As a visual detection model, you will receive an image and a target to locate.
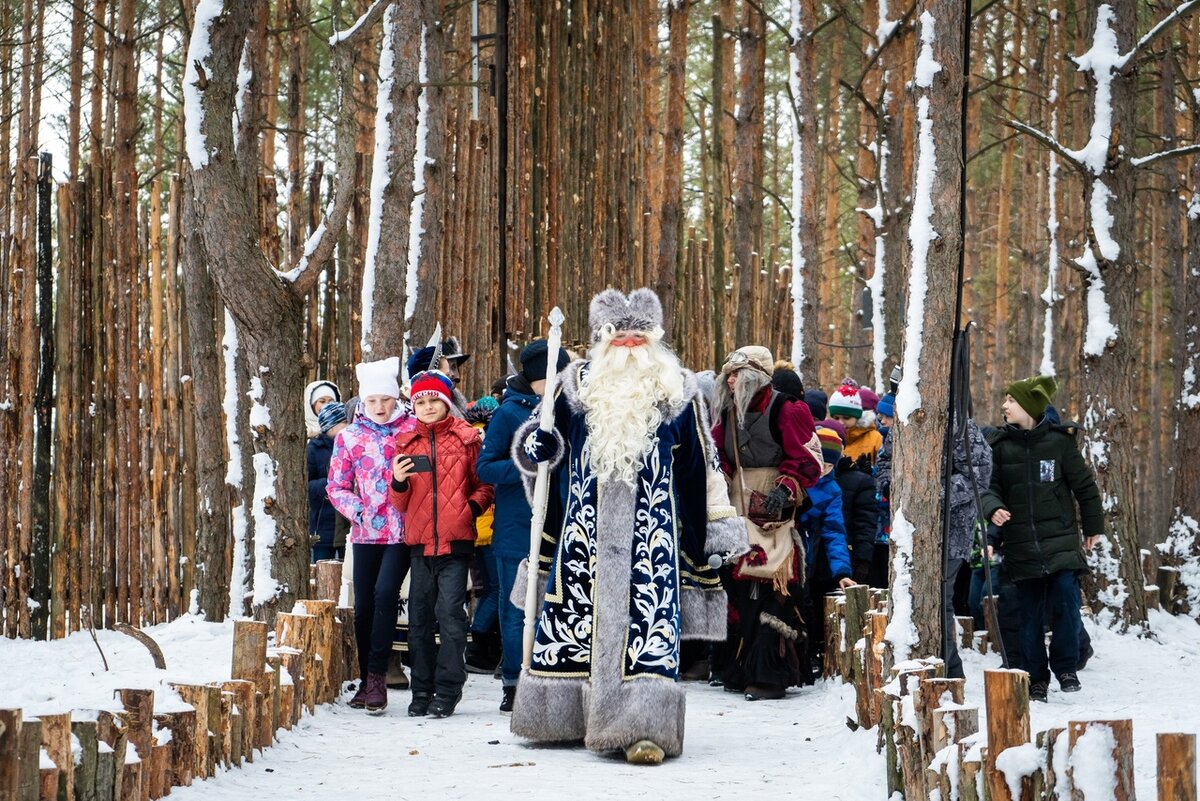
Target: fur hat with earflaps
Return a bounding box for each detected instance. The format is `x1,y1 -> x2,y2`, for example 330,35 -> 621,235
588,288 -> 664,341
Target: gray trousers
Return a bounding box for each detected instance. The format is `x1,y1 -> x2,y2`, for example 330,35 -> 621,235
408,552 -> 471,697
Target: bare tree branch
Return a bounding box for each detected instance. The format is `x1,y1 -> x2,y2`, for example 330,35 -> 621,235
329,0 -> 392,49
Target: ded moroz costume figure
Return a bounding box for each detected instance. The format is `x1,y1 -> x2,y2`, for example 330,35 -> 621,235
509,288 -> 748,764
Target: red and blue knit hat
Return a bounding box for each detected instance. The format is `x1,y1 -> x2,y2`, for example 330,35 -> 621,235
816,424 -> 845,470
409,370 -> 454,409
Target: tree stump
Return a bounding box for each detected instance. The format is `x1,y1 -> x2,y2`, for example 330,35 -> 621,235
116,689 -> 154,768
17,717 -> 41,801
152,710 -> 195,788
336,607 -> 358,687
38,756 -> 59,801
866,611 -> 891,725
315,561 -> 342,602
841,584 -> 870,683
71,719 -> 99,801
220,680 -> 257,762
38,712 -> 73,801
166,686 -> 210,780
95,711 -> 128,801
231,621 -> 269,687
1,709 -> 23,800
1067,719 -> 1135,801
1157,732 -> 1196,801
1038,727 -> 1067,801
984,669 -> 1033,801
823,595 -> 842,679
266,654 -> 284,733
118,760 -> 141,801
956,615 -> 975,650
1157,567 -> 1180,614
295,600 -> 337,702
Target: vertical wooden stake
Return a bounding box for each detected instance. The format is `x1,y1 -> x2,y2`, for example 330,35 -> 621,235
1067,720 -> 1135,801
1157,732 -> 1196,801
984,669 -> 1032,801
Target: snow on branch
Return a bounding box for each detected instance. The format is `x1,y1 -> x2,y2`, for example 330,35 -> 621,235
1122,0 -> 1200,66
330,0 -> 393,48
182,0 -> 225,169
1006,120 -> 1087,174
1130,142 -> 1200,168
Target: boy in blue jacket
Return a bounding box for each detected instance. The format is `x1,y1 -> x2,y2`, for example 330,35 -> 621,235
475,340 -> 569,713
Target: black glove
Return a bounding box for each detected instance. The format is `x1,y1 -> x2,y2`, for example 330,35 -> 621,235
523,428 -> 561,464
761,486 -> 793,519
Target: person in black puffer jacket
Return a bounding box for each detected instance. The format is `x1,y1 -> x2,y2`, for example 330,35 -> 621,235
980,376 -> 1104,701
308,401 -> 349,561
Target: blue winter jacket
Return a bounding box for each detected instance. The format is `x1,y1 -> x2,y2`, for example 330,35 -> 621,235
476,381 -> 539,557
796,473 -> 853,581
307,434 -> 337,544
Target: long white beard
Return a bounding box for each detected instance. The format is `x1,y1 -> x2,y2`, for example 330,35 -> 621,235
578,333 -> 685,487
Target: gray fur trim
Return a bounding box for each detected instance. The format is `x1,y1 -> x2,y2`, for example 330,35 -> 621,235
705,514 -> 749,559
588,288 -> 664,339
760,612 -> 800,641
581,679 -> 687,758
557,360 -> 700,424
509,558 -> 549,611
510,670 -> 587,742
511,416 -> 565,505
509,478 -> 688,757
680,587 -> 728,642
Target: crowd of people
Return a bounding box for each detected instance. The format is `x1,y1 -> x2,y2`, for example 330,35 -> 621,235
301,287 -> 1105,761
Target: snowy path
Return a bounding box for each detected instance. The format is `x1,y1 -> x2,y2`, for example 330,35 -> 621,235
3,612 -> 1196,798
167,677 -> 882,801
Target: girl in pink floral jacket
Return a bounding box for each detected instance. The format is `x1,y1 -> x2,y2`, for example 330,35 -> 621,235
326,357 -> 417,714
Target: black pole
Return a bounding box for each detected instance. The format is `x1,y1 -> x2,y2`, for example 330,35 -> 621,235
495,0 -> 509,377
938,4 -> 974,670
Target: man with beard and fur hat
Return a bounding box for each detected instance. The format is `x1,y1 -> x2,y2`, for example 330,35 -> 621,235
510,288 -> 747,764
710,345 -> 826,700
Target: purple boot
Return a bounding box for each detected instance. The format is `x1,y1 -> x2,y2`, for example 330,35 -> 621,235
347,680 -> 369,709
363,673 -> 389,714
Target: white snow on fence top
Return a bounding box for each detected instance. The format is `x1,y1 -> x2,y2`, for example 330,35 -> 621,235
183,0 -> 225,169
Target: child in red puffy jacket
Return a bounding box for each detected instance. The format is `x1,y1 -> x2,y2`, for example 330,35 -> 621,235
390,371 -> 494,719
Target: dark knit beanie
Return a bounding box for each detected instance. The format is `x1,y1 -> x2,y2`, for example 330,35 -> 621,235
1005,375 -> 1058,421
771,367 -> 805,400
520,339 -> 569,383
317,401 -> 347,433
804,389 -> 828,422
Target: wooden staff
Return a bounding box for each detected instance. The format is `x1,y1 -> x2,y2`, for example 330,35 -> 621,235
521,307 -> 565,670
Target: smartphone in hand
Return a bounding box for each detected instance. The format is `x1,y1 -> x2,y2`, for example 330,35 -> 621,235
398,454 -> 433,474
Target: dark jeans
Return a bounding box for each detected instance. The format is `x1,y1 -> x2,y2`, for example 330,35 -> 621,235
1015,569 -> 1082,684
968,562 -> 1000,630
311,543 -> 345,563
470,544 -> 499,634
352,543 -> 410,677
408,552 -> 471,697
942,558 -> 966,679
493,551 -> 525,688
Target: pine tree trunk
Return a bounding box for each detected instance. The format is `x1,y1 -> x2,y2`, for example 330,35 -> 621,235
889,0 -> 964,661
732,3 -> 765,345
788,0 -> 821,380
658,0 -> 690,334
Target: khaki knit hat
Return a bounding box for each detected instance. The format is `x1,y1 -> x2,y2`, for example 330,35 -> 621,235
1005,375 -> 1058,420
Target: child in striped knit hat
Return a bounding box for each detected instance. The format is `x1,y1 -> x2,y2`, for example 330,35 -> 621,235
828,378 -> 883,467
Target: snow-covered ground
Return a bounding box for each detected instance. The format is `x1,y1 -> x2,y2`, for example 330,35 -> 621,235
1,611 -> 1196,799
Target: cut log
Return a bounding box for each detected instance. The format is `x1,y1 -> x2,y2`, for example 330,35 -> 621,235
823,594 -> 841,679
266,654 -> 283,733
1157,732 -> 1196,801
96,711 -> 129,801
166,686 -> 210,780
961,748 -> 984,801
1,709 -> 22,800
18,717 -> 41,801
38,754 -> 59,801
219,680 -> 257,762
982,595 -> 1002,654
231,621 -> 269,686
1145,586 -> 1161,611
865,610 -> 891,725
955,615 -> 975,650
295,600 -> 337,703
1038,727 -> 1067,801
918,678 -> 966,758
336,607 -> 358,687
118,760 -> 140,801
152,710 -> 194,788
314,561 -> 342,602
71,719 -> 99,801
37,712 -> 73,801
1158,567 -> 1180,614
841,584 -> 870,683
1067,719 -> 1135,801
147,744 -> 169,800
116,690 -> 154,763
984,669 -> 1033,801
